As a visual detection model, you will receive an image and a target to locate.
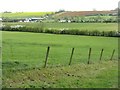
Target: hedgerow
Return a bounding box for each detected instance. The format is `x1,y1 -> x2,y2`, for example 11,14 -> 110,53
2,26 -> 119,37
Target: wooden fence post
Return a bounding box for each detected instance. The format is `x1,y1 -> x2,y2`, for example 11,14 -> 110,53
10,45 -> 13,60
0,47 -> 1,58
88,48 -> 91,64
69,48 -> 74,65
99,49 -> 104,61
110,49 -> 115,60
0,47 -> 1,54
44,46 -> 50,68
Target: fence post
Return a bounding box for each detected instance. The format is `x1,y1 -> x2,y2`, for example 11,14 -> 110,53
110,49 -> 115,60
88,48 -> 91,64
44,46 -> 50,68
10,45 -> 13,60
69,48 -> 74,65
0,47 -> 1,58
0,47 -> 1,54
99,49 -> 104,61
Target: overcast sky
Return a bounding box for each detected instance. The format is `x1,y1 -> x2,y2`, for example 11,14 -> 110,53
0,0 -> 119,12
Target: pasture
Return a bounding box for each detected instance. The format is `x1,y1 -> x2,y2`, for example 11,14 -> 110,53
2,31 -> 118,69
1,10 -> 118,88
2,31 -> 118,88
1,15 -> 118,88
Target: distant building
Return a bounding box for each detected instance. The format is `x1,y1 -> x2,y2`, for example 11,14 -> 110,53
23,17 -> 44,22
0,18 -> 2,21
59,19 -> 67,23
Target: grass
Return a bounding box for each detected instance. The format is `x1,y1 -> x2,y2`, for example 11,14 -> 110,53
1,12 -> 54,18
2,31 -> 118,88
3,61 -> 118,88
4,22 -> 117,31
2,31 -> 118,69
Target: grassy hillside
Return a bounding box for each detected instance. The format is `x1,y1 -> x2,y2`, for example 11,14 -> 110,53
1,12 -> 54,18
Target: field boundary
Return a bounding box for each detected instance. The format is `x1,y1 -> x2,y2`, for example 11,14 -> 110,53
3,45 -> 117,69
2,26 -> 120,37
43,46 -> 116,68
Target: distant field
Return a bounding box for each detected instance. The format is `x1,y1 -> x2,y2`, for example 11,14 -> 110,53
4,22 -> 117,31
1,12 -> 54,18
2,31 -> 118,69
54,11 -> 117,17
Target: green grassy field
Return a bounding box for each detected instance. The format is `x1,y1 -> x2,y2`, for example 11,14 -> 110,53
2,31 -> 118,69
2,31 -> 118,88
4,22 -> 117,31
1,12 -> 53,18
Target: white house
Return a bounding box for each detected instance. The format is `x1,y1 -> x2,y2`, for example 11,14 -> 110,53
0,18 -> 2,21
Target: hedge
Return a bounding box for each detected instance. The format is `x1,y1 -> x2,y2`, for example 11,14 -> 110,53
2,26 -> 120,37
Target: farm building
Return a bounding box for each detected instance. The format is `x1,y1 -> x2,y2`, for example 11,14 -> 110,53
23,17 -> 45,22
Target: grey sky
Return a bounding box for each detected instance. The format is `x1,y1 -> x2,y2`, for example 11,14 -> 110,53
0,0 -> 119,12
